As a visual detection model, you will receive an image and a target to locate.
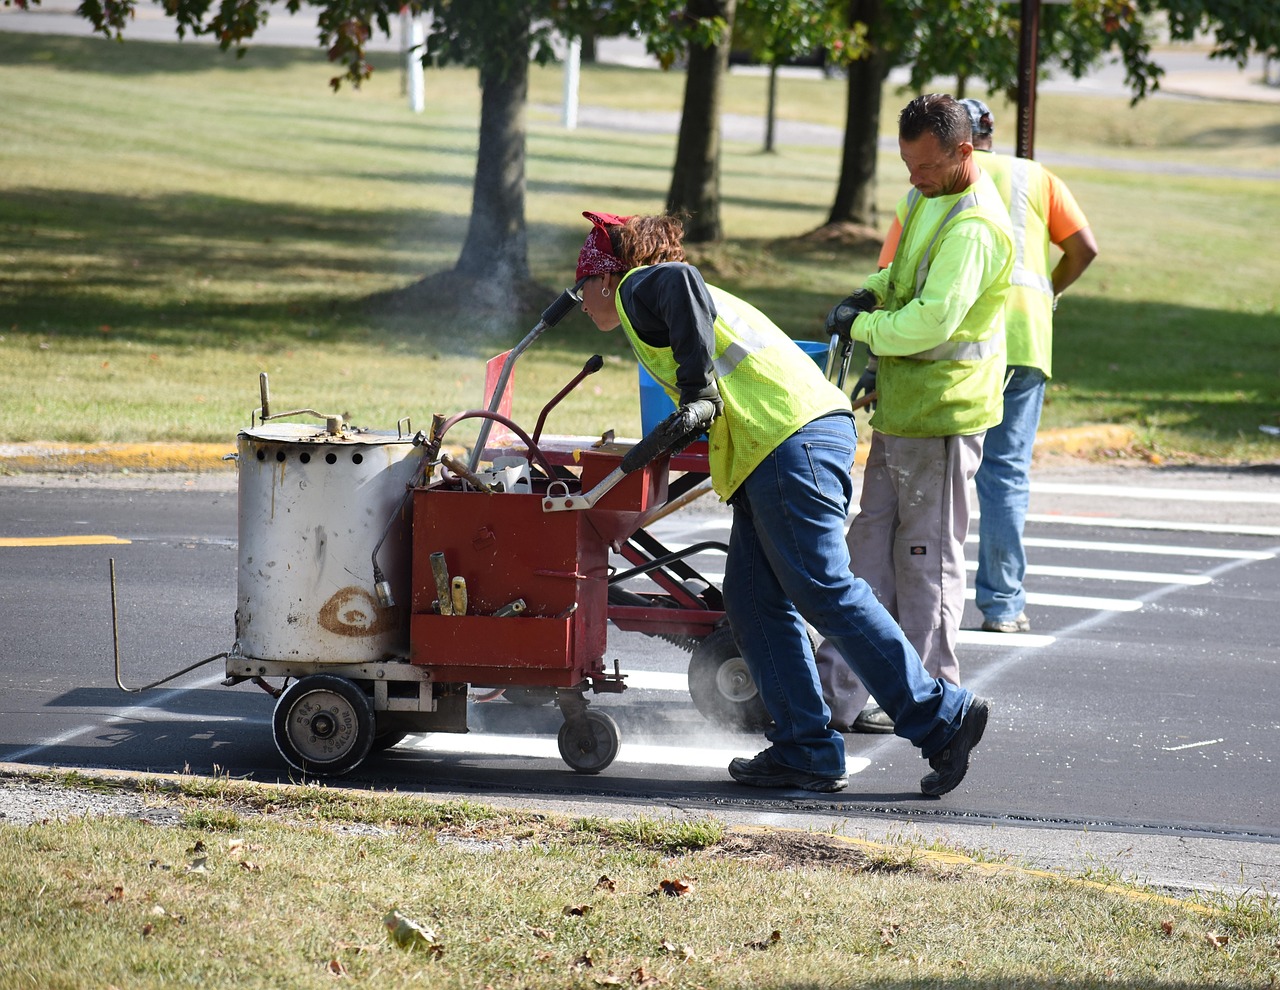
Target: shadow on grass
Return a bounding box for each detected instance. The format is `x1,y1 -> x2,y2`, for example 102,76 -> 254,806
4,182 -> 1275,452
0,28 -> 335,74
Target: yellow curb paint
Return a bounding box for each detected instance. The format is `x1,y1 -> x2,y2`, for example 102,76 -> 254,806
0,535 -> 132,547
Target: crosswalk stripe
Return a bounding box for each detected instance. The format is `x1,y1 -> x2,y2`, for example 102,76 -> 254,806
965,534 -> 1274,560
1030,482 -> 1280,505
972,588 -> 1144,611
962,560 -> 1211,585
1024,513 -> 1280,538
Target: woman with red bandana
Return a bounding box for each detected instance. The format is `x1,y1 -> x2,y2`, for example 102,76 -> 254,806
570,211 -> 989,797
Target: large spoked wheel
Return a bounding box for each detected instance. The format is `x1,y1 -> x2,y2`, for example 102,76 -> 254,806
273,674 -> 375,777
557,710 -> 621,775
687,625 -> 772,731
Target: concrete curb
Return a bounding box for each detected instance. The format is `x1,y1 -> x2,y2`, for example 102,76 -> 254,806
0,427 -> 1139,475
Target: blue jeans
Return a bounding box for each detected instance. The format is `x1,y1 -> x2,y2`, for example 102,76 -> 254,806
722,413 -> 970,773
974,366 -> 1047,622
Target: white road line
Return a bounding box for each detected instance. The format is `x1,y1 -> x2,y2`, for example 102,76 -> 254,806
965,534 -> 1274,560
963,588 -> 1144,611
1031,482 -> 1280,505
401,732 -> 872,775
1161,738 -> 1225,752
961,560 -> 1212,585
0,672 -> 229,763
1024,513 -> 1280,538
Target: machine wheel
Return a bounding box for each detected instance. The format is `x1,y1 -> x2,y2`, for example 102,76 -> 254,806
687,625 -> 772,732
503,687 -> 558,708
557,710 -> 621,775
273,674 -> 375,777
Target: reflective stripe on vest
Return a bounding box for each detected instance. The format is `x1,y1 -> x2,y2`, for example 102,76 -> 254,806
898,188 -> 1004,362
1006,158 -> 1054,297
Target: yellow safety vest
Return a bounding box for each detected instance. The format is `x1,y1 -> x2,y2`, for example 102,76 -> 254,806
867,171 -> 1012,437
617,269 -> 850,502
977,151 -> 1056,376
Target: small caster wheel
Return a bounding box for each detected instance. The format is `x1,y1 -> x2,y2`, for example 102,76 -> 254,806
557,709 -> 621,774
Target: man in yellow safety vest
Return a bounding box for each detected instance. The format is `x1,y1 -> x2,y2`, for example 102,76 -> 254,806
814,93 -> 1014,735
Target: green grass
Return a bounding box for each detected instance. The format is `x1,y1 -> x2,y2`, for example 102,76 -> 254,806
1,770 -> 1276,989
1,32 -> 1278,459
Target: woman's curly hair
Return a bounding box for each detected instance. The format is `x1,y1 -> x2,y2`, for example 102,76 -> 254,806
609,215 -> 686,269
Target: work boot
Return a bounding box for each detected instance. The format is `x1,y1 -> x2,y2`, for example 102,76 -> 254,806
981,612 -> 1030,634
919,697 -> 990,797
852,704 -> 895,734
728,750 -> 848,793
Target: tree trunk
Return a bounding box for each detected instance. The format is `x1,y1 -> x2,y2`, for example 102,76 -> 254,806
827,0 -> 888,228
454,23 -> 530,291
666,0 -> 736,243
764,62 -> 778,153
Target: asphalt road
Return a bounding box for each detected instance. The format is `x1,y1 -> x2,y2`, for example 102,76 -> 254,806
1,462 -> 1277,896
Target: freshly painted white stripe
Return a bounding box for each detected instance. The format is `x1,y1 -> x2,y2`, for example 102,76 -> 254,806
965,533 -> 1274,560
962,560 -> 1211,585
964,587 -> 1143,611
622,670 -> 688,692
404,731 -> 871,775
1031,482 -> 1280,505
1024,513 -> 1280,538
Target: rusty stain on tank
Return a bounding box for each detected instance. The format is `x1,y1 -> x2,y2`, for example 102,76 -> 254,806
318,586 -> 399,638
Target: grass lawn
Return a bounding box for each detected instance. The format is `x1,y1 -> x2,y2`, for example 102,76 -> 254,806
0,769 -> 1276,989
1,32 -> 1277,460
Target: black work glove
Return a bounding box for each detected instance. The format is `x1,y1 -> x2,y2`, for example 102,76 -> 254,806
620,399 -> 718,473
825,288 -> 878,341
850,366 -> 877,410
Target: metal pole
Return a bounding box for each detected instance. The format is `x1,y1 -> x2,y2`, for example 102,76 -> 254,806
1016,0 -> 1040,159
408,16 -> 425,114
562,36 -> 581,130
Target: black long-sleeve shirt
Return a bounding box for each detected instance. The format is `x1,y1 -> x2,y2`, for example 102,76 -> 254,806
618,263 -> 723,408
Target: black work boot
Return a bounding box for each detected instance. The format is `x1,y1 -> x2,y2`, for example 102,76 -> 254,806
920,698 -> 990,797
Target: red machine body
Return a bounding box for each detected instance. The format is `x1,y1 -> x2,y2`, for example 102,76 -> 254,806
409,445 -> 669,689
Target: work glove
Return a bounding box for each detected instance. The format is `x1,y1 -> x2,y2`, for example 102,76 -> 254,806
824,288 -> 878,341
620,399 -> 719,474
850,366 -> 877,410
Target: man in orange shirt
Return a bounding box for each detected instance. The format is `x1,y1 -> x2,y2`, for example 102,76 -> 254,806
828,98 -> 1098,734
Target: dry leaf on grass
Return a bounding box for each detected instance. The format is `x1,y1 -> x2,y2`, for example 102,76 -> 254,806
595,875 -> 617,892
104,884 -> 124,904
745,930 -> 782,950
1204,932 -> 1229,949
659,939 -> 694,960
326,958 -> 347,976
383,909 -> 443,956
564,904 -> 594,917
652,878 -> 693,897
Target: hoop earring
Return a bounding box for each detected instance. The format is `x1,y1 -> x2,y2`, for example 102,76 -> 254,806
601,285 -> 612,298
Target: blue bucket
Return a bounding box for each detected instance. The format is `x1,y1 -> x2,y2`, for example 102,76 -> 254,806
638,339 -> 828,435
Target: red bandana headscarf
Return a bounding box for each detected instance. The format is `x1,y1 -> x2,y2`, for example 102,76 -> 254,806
575,210 -> 633,283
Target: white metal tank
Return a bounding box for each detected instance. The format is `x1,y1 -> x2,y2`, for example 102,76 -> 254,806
235,423 -> 421,663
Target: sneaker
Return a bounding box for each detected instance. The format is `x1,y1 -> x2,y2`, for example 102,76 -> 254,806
852,704 -> 895,734
919,697 -> 990,797
728,750 -> 848,793
981,612 -> 1030,634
